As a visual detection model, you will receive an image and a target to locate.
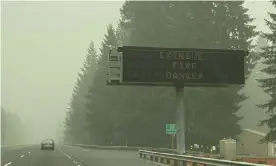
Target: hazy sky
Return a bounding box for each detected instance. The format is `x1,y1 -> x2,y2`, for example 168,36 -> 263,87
1,1 -> 124,140
1,1 -> 275,140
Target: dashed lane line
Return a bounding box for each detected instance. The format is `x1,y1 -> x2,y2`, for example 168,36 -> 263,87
59,149 -> 88,166
61,150 -> 73,160
60,149 -> 81,166
4,162 -> 12,166
3,150 -> 32,166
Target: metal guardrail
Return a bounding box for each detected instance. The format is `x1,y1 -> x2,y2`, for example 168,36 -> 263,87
73,144 -> 217,156
73,144 -> 175,153
71,144 -> 270,166
138,149 -> 269,166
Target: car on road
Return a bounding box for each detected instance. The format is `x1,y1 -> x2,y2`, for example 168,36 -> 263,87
41,139 -> 55,150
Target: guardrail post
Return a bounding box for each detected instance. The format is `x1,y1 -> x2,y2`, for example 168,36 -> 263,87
181,160 -> 187,166
150,155 -> 153,161
158,157 -> 161,163
164,158 -> 167,164
173,159 -> 179,166
155,156 -> 158,162
166,158 -> 170,164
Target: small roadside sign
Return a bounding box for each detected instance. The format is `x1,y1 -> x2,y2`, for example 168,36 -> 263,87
166,124 -> 177,135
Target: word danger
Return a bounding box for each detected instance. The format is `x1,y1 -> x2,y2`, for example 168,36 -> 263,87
165,72 -> 203,80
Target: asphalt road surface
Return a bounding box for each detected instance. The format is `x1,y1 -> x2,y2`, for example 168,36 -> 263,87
1,144 -> 163,166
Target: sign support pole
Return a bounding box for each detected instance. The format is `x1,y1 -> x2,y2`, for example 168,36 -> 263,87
176,86 -> 185,154
3,115 -> 5,145
171,134 -> 174,152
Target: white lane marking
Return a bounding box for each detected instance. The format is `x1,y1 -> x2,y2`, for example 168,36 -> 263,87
28,152 -> 31,154
20,155 -> 24,158
59,149 -> 82,166
62,151 -> 72,160
4,162 -> 12,166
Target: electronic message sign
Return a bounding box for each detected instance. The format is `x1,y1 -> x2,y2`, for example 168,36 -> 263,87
118,46 -> 247,86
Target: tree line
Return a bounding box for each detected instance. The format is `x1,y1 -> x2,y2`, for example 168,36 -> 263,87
257,0 -> 276,142
64,1 -> 276,148
1,107 -> 26,145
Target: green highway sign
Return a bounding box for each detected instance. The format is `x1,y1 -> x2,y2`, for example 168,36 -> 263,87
166,124 -> 177,135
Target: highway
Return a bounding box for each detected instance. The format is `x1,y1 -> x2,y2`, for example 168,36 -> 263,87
1,144 -> 162,166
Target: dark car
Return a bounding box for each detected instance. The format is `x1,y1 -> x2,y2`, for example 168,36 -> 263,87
41,139 -> 55,150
